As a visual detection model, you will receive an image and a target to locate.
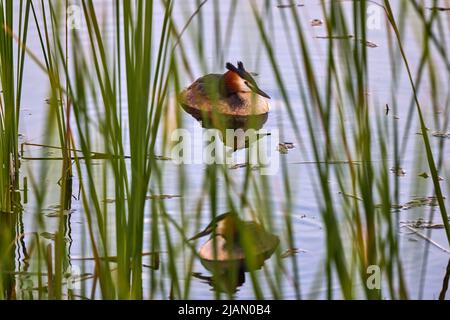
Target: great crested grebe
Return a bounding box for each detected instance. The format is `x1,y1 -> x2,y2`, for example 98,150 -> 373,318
189,212 -> 279,272
179,62 -> 271,116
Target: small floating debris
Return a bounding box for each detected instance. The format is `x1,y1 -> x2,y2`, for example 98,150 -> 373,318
40,232 -> 56,241
229,163 -> 261,171
230,163 -> 247,170
42,204 -> 75,218
360,40 -> 378,48
44,98 -> 64,105
277,144 -> 289,154
103,195 -> 181,203
154,155 -> 172,161
390,166 -> 406,176
277,142 -> 295,154
39,232 -> 71,242
316,35 -> 354,40
339,192 -> 363,202
72,252 -> 159,262
418,172 -> 444,181
146,194 -> 182,200
377,197 -> 447,212
427,7 -> 450,11
403,196 -> 446,210
45,209 -> 75,218
432,131 -> 450,139
310,19 -> 323,27
277,3 -> 304,9
281,248 -> 307,259
418,172 -> 429,179
401,218 -> 448,229
316,35 -> 378,48
374,203 -> 403,211
45,204 -> 62,210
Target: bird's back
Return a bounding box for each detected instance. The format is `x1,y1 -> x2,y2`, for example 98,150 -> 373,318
240,222 -> 279,258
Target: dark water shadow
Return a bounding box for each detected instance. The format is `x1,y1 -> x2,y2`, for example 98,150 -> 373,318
193,270 -> 246,295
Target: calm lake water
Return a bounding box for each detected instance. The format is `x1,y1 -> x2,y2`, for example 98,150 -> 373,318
13,0 -> 450,299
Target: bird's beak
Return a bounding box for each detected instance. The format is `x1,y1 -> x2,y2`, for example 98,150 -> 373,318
248,83 -> 271,99
254,87 -> 271,99
188,228 -> 212,241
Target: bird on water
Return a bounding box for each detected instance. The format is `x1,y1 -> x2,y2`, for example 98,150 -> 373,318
179,61 -> 271,117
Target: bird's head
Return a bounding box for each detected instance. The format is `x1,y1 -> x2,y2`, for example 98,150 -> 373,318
188,212 -> 240,241
223,61 -> 271,99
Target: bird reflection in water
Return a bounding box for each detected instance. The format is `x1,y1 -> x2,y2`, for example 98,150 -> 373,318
192,271 -> 246,295
189,212 -> 279,294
